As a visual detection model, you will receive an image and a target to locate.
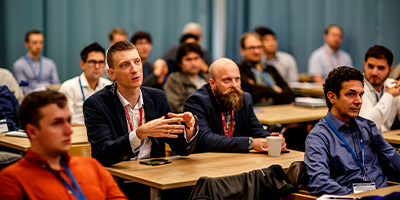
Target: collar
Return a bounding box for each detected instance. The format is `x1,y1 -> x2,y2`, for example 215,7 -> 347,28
79,73 -> 89,88
25,54 -> 42,61
326,111 -> 357,131
323,43 -> 339,56
265,51 -> 279,62
243,60 -> 266,70
363,76 -> 387,94
116,88 -> 144,109
24,149 -> 71,170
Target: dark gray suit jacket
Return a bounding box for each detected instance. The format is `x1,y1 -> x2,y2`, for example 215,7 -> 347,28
183,83 -> 270,153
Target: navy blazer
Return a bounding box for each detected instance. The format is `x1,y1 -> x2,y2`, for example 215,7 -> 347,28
183,83 -> 270,153
83,82 -> 196,166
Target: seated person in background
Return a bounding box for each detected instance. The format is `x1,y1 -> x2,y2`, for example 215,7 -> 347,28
305,66 -> 400,195
83,41 -> 197,166
102,27 -> 128,80
0,68 -> 23,101
164,33 -> 210,74
184,57 -> 286,153
389,62 -> 400,80
254,26 -> 299,83
238,32 -> 294,106
0,86 -> 19,131
0,91 -> 127,199
59,42 -> 111,125
130,31 -> 168,89
13,30 -> 60,93
164,43 -> 209,113
163,22 -> 211,70
308,25 -> 353,83
359,45 -> 400,132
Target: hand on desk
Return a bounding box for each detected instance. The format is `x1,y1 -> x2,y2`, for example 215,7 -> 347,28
252,132 -> 287,152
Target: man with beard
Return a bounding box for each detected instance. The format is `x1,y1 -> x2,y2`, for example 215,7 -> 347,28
238,32 -> 294,106
359,45 -> 400,132
305,66 -> 400,195
184,57 -> 286,153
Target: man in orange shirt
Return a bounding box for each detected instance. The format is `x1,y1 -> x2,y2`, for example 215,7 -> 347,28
0,91 -> 127,200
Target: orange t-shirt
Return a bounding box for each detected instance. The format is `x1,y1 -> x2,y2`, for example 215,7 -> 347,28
0,150 -> 127,200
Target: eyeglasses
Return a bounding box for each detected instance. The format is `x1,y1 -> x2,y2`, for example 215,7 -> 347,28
244,45 -> 263,51
87,60 -> 105,67
136,42 -> 151,46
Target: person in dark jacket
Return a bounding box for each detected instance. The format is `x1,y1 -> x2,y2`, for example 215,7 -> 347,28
238,32 -> 294,106
184,58 -> 286,153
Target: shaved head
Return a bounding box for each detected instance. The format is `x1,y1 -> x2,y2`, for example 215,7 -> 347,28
209,57 -> 238,80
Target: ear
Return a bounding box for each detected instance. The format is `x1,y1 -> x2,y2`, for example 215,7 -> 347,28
389,65 -> 393,74
107,68 -> 116,81
327,91 -> 336,106
25,124 -> 39,140
239,48 -> 245,56
80,60 -> 85,71
24,41 -> 29,49
209,78 -> 216,91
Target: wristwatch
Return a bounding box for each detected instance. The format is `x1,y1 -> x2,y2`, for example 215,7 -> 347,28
185,114 -> 199,129
248,137 -> 253,150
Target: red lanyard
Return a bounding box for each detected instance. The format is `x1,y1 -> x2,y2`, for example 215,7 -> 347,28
324,46 -> 340,68
221,111 -> 234,137
123,106 -> 143,132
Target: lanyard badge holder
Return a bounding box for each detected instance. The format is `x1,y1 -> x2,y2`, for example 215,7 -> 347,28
325,117 -> 376,193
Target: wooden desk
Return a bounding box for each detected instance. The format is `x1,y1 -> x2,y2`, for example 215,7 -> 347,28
106,150 -> 304,199
0,126 -> 90,156
46,84 -> 61,90
255,104 -> 327,125
382,129 -> 400,145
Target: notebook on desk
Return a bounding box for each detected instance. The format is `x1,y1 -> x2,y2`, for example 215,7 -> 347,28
293,97 -> 327,108
5,130 -> 28,138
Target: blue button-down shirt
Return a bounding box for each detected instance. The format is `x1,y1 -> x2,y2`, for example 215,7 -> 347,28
305,111 -> 400,195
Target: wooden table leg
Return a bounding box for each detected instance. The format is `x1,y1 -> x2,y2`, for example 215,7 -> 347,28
150,187 -> 161,200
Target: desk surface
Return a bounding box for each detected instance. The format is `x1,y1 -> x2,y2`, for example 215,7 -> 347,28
346,184 -> 400,198
0,126 -> 88,151
255,104 -> 327,125
382,129 -> 400,145
106,150 -> 304,190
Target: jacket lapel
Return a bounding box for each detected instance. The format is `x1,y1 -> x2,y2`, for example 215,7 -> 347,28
110,82 -> 129,136
141,88 -> 162,156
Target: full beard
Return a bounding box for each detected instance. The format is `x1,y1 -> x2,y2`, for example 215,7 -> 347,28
215,86 -> 244,111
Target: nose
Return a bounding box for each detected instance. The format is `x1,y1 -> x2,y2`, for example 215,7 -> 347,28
130,61 -> 139,73
355,94 -> 363,104
64,123 -> 73,136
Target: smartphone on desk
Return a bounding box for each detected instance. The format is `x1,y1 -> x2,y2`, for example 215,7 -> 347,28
140,159 -> 171,166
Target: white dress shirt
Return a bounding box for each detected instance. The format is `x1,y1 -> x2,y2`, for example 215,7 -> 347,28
117,89 -> 198,160
59,73 -> 111,124
359,77 -> 400,132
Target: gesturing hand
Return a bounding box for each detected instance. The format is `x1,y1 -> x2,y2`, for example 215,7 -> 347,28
136,116 -> 185,140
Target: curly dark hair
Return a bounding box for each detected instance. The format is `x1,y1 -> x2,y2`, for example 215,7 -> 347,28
323,66 -> 364,109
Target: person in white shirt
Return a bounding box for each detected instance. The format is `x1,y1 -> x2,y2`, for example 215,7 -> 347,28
359,45 -> 400,132
308,25 -> 353,83
59,43 -> 111,125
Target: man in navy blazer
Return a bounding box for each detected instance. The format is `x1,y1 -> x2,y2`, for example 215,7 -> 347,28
184,58 -> 286,153
84,41 -> 197,166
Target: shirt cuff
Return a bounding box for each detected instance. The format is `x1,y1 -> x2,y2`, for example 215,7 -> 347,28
129,130 -> 145,153
183,125 -> 199,143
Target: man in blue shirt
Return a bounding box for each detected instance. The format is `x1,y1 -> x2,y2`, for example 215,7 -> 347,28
304,66 -> 400,195
12,30 -> 60,93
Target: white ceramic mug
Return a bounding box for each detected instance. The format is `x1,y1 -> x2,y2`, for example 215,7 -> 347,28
260,136 -> 283,157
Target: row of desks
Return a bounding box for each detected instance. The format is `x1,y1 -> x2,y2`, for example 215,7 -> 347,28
1,104 -> 400,199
